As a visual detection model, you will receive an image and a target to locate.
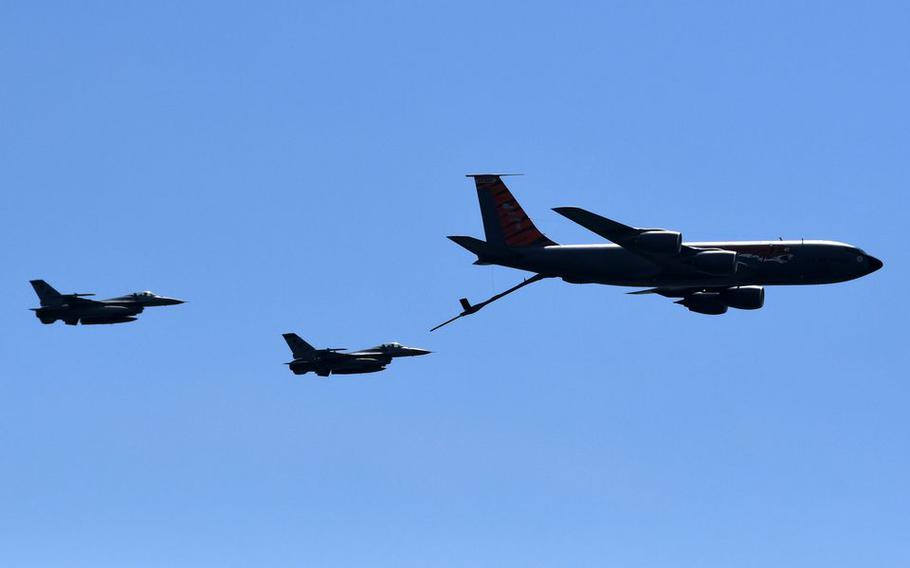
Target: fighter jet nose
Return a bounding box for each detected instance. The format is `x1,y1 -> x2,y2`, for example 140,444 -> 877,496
162,297 -> 186,305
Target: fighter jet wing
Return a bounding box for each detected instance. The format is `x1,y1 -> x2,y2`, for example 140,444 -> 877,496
318,349 -> 357,360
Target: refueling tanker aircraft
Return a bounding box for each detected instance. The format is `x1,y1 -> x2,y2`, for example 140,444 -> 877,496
282,333 -> 431,377
432,174 -> 883,330
30,280 -> 184,325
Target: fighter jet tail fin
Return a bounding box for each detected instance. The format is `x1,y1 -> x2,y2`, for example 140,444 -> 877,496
468,174 -> 556,248
30,280 -> 61,306
282,333 -> 316,358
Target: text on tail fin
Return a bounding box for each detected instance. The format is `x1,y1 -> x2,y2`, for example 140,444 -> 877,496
470,175 -> 555,247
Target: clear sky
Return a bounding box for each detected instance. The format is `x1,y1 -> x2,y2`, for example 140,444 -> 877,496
1,1 -> 908,566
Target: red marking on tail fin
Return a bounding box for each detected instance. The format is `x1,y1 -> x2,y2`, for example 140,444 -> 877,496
471,175 -> 554,247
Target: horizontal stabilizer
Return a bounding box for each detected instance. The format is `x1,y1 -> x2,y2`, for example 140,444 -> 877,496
465,173 -> 523,179
447,236 -> 518,263
447,235 -> 491,256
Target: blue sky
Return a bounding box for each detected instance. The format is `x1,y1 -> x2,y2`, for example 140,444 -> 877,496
1,1 -> 908,566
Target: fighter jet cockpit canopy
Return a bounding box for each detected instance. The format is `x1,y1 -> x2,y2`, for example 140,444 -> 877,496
380,342 -> 403,349
132,291 -> 156,297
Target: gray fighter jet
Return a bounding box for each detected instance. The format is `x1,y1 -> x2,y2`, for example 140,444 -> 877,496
30,280 -> 184,325
433,174 -> 884,328
282,333 -> 430,377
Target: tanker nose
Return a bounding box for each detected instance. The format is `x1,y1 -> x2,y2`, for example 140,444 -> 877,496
866,255 -> 883,274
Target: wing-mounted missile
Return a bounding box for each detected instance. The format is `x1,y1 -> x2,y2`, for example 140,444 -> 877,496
79,315 -> 138,324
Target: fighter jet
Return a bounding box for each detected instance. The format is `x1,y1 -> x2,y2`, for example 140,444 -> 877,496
433,174 -> 883,328
30,280 -> 184,325
282,333 -> 430,377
